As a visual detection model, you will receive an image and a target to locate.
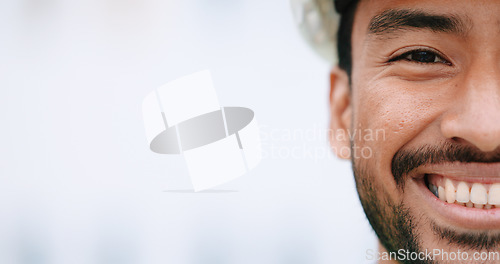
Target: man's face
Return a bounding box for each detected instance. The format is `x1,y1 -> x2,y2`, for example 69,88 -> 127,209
331,0 -> 500,263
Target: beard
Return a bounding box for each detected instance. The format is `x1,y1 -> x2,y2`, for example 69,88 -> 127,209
353,140 -> 500,264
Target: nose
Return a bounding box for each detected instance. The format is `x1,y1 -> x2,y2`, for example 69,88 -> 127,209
441,65 -> 500,152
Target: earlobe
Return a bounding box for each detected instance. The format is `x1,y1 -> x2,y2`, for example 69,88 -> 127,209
329,67 -> 352,159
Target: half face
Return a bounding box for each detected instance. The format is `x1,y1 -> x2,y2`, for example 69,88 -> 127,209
330,0 -> 500,263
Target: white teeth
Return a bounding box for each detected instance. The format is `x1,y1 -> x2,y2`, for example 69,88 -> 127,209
438,186 -> 446,201
456,182 -> 470,203
488,183 -> 500,205
445,178 -> 456,203
474,203 -> 484,209
431,178 -> 499,209
471,183 -> 488,205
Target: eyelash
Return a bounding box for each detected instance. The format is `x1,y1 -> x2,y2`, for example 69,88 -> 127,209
388,48 -> 452,66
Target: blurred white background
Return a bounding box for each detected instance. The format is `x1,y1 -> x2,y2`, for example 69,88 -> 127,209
0,0 -> 376,263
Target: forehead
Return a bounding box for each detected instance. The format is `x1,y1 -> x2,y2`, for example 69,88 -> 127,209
353,0 -> 500,37
357,0 -> 500,16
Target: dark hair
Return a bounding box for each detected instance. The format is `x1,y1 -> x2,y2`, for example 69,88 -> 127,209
337,1 -> 359,78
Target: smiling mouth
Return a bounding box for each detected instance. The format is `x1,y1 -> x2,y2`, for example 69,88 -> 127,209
412,163 -> 500,229
425,174 -> 500,209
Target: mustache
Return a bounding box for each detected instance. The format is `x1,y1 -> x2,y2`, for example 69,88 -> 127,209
391,141 -> 500,188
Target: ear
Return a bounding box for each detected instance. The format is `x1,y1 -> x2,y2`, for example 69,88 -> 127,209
329,67 -> 352,159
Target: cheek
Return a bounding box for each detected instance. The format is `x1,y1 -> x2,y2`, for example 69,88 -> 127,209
354,81 -> 438,147
351,80 -> 441,192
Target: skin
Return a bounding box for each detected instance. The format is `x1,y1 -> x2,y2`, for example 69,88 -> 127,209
329,0 -> 500,263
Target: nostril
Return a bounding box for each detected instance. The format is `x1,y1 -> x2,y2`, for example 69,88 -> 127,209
450,137 -> 466,144
441,113 -> 500,152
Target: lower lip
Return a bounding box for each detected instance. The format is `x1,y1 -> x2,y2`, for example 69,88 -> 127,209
416,177 -> 500,229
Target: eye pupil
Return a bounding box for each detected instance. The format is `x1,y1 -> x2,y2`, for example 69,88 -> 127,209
411,51 -> 436,63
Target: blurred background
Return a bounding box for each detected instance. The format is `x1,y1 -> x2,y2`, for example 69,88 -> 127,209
0,0 -> 376,263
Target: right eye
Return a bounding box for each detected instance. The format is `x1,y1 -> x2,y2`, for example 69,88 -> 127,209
389,49 -> 451,65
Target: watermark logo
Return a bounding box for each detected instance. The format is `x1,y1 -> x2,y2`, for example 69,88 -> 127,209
366,248 -> 500,262
142,70 -> 261,191
259,124 -> 385,161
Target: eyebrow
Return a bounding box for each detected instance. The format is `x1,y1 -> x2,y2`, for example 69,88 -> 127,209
368,9 -> 471,37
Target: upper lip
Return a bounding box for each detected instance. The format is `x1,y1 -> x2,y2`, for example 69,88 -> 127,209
410,162 -> 500,183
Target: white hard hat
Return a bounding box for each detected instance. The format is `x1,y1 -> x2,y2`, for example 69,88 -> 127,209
290,0 -> 353,64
